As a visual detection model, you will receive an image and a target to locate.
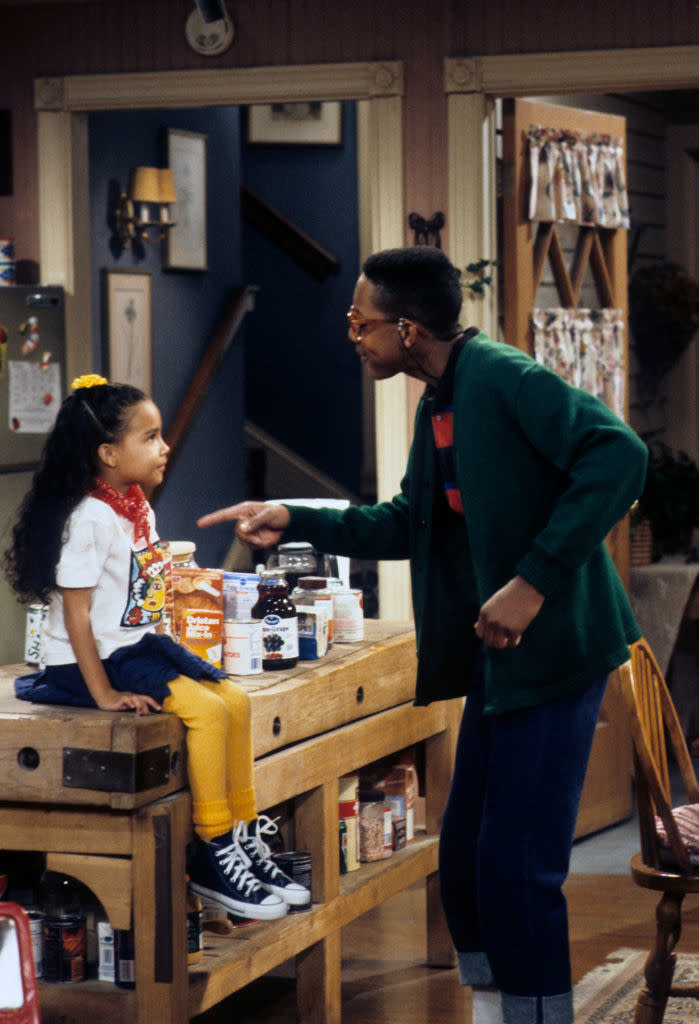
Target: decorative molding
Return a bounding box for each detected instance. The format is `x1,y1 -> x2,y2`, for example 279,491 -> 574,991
34,76 -> 65,111
445,45 -> 699,97
444,58 -> 481,94
34,61 -> 404,112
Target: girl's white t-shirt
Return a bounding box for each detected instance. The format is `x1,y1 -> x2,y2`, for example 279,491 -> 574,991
41,496 -> 165,667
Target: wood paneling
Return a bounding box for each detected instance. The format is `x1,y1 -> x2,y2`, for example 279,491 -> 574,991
0,1 -> 696,264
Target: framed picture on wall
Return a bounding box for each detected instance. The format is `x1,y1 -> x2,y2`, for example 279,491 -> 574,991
247,102 -> 342,146
0,111 -> 12,196
164,127 -> 208,271
103,269 -> 152,394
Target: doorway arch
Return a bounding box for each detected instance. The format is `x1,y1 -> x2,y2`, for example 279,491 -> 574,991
444,44 -> 699,341
34,60 -> 413,618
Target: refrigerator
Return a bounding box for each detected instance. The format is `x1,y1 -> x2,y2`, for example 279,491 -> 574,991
0,285 -> 66,471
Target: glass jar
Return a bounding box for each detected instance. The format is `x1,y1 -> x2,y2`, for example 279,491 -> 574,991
291,576 -> 332,659
358,789 -> 393,862
273,542 -> 318,591
169,541 -> 198,569
251,569 -> 299,670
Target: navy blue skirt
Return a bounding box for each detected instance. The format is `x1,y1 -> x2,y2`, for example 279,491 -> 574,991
15,632 -> 226,708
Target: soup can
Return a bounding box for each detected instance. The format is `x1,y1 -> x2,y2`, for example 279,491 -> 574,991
223,619 -> 263,675
42,913 -> 86,983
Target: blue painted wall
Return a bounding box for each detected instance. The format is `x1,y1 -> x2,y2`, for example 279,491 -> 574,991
241,102 -> 361,495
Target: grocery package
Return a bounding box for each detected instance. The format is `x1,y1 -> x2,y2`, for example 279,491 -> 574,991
169,567 -> 224,668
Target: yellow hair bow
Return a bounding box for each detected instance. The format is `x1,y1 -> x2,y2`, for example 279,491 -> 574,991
71,374 -> 108,390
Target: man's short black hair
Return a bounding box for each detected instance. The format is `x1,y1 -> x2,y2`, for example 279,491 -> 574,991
362,246 -> 463,340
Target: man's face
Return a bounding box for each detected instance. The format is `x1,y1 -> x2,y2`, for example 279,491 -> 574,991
347,274 -> 404,380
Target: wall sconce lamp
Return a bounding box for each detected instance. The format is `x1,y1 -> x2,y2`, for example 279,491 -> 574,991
115,167 -> 177,246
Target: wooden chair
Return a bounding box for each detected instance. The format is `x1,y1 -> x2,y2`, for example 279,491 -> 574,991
619,638 -> 699,1024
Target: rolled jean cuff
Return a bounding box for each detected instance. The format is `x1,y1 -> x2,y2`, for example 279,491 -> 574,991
457,951 -> 495,987
502,990 -> 573,1024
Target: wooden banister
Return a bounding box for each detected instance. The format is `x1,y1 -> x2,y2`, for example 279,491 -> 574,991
241,184 -> 339,281
151,284 -> 258,503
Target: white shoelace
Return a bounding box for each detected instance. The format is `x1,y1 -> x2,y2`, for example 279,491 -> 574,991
234,816 -> 285,880
215,841 -> 263,896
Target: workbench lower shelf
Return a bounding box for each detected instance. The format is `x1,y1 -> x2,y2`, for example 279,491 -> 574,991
188,832 -> 440,1018
35,834 -> 442,1024
1,623 -> 462,1024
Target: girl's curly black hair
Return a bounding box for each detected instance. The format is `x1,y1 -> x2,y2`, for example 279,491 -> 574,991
3,381 -> 146,605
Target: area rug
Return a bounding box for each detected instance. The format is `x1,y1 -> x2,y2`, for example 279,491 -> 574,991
574,947 -> 699,1023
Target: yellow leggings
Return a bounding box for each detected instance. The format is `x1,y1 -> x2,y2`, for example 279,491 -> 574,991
162,675 -> 257,842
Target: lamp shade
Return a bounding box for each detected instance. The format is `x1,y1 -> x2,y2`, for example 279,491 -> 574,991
158,168 -> 177,204
129,166 -> 161,203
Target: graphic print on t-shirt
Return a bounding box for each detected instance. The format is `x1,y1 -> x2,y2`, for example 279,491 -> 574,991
122,543 -> 167,627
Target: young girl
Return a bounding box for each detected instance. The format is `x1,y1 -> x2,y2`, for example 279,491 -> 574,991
4,374 -> 309,920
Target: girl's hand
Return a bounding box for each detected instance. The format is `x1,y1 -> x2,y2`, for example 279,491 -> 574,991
474,575 -> 544,649
96,690 -> 161,715
197,501 -> 290,549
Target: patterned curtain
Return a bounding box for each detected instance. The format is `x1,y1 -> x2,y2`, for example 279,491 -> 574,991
531,308 -> 626,419
528,126 -> 630,229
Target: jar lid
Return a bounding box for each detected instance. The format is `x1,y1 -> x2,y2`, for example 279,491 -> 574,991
279,542 -> 315,552
259,569 -> 287,583
297,576 -> 328,589
170,541 -> 196,559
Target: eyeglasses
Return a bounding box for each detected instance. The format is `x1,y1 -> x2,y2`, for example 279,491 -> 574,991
347,307 -> 398,342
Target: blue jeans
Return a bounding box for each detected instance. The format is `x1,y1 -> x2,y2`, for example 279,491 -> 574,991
439,663 -> 607,1024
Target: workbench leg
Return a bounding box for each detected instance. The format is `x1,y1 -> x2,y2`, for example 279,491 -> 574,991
426,870 -> 455,967
133,792 -> 191,1024
293,781 -> 342,1022
296,930 -> 342,1024
294,781 -> 339,903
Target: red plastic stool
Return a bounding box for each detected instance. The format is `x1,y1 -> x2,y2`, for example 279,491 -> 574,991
0,903 -> 41,1024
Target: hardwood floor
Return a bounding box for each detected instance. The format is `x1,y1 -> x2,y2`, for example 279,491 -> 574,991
195,873 -> 699,1023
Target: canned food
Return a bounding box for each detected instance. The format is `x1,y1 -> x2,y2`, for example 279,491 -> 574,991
223,619 -> 263,675
332,589 -> 364,642
43,913 -> 86,983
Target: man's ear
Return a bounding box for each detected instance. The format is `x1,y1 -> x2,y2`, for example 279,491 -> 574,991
97,442 -> 117,469
398,317 -> 416,349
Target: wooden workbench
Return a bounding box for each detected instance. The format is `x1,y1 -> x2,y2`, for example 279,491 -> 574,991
0,621 -> 462,1023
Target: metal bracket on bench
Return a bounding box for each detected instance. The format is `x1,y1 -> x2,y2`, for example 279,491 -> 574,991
63,745 -> 171,792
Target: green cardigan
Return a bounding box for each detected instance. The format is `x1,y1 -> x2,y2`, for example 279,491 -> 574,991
283,335 -> 647,713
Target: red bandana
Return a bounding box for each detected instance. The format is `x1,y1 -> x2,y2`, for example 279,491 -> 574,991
90,478 -> 155,550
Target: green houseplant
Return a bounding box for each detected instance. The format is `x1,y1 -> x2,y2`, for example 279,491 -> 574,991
637,442 -> 699,559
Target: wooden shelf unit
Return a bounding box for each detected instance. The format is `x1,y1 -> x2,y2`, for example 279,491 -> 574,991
0,621 -> 462,1024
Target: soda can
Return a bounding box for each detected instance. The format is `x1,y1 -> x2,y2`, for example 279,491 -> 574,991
24,604 -> 47,665
223,619 -> 263,675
